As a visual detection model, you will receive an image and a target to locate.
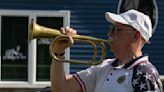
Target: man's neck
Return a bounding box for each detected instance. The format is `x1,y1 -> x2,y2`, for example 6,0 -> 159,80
116,50 -> 143,65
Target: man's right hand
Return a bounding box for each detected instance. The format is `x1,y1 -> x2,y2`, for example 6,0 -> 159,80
53,26 -> 77,54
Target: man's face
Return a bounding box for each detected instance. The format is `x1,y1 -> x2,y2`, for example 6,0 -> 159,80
107,23 -> 136,54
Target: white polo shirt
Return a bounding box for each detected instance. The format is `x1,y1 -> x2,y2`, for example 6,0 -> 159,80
73,56 -> 163,92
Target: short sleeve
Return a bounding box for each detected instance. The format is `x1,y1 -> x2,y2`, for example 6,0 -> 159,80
132,63 -> 163,92
73,65 -> 99,92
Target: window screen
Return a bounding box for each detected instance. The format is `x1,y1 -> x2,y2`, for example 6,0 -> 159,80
1,16 -> 28,81
36,17 -> 63,81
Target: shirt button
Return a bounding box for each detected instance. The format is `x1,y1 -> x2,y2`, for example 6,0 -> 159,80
106,78 -> 109,81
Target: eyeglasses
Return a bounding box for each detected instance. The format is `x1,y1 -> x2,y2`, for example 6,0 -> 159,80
109,25 -> 136,34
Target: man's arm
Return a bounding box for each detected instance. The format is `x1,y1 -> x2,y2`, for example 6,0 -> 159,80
50,60 -> 82,92
50,27 -> 82,92
132,64 -> 163,92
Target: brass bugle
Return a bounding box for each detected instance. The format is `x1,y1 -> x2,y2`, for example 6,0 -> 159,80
29,20 -> 112,65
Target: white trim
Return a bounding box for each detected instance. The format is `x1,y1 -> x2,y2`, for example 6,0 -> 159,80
160,75 -> 164,80
152,0 -> 159,34
0,9 -> 70,88
0,81 -> 50,88
63,11 -> 71,74
117,0 -> 123,14
0,16 -> 1,81
28,16 -> 37,85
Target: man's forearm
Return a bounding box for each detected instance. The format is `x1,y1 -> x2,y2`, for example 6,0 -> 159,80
50,59 -> 66,92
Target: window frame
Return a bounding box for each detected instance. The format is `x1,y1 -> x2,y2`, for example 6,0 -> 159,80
0,9 -> 70,88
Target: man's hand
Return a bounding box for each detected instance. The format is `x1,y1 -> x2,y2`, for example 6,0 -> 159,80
53,26 -> 77,54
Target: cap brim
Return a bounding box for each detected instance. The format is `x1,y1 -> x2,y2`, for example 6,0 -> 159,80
105,12 -> 128,25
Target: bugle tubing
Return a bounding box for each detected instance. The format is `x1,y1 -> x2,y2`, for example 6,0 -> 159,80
29,21 -> 112,65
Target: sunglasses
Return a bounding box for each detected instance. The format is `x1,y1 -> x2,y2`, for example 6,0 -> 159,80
109,25 -> 136,34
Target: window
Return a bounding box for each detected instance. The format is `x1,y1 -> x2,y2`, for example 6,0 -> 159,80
1,16 -> 28,81
36,17 -> 63,81
0,10 -> 70,88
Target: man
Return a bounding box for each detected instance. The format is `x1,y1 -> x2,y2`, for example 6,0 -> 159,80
50,9 -> 163,92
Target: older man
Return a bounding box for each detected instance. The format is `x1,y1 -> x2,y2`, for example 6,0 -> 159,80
50,9 -> 163,92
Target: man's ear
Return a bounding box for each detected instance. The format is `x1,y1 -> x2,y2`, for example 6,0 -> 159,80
133,31 -> 141,42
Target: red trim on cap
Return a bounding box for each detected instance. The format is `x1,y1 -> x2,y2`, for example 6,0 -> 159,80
73,74 -> 86,92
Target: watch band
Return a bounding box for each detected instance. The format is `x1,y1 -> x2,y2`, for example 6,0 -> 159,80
54,52 -> 65,56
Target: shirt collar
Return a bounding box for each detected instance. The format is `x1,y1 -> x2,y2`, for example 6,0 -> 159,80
111,55 -> 149,69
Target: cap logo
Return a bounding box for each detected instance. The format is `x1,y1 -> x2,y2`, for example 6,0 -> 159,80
129,13 -> 137,21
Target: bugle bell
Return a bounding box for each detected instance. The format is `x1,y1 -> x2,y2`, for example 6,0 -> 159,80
29,20 -> 112,65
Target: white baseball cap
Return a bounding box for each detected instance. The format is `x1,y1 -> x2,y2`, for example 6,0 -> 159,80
105,9 -> 152,42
